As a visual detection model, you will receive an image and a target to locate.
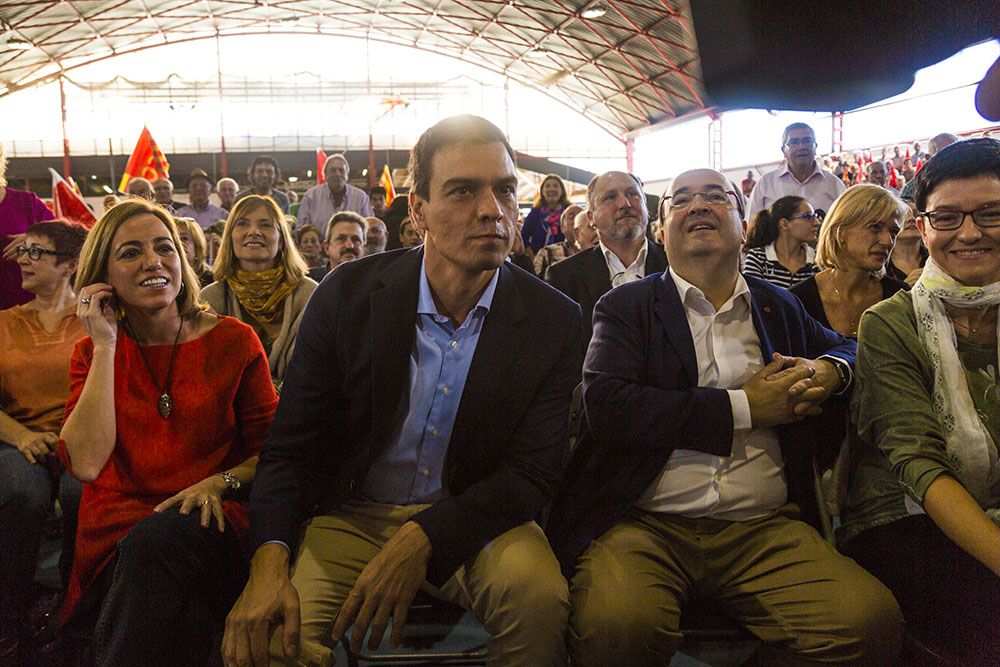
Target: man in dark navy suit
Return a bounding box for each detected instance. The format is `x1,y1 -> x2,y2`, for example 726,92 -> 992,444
547,168 -> 903,665
223,115 -> 582,667
546,170 -> 667,355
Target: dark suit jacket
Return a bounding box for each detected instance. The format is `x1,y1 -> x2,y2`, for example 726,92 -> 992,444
248,247 -> 583,584
545,271 -> 856,573
545,241 -> 668,354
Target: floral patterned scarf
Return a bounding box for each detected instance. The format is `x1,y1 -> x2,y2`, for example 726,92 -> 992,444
226,266 -> 295,324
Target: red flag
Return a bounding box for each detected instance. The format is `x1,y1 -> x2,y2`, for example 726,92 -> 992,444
50,168 -> 96,227
888,162 -> 899,188
379,164 -> 395,206
118,126 -> 170,192
317,149 -> 328,185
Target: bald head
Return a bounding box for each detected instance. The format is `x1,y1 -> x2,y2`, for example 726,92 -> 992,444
126,177 -> 154,200
929,133 -> 960,155
661,168 -> 746,268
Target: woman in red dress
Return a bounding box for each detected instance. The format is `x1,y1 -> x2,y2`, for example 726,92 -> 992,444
58,199 -> 278,664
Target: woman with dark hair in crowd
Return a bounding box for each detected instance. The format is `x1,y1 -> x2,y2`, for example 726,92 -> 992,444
1,143 -> 57,310
0,220 -> 87,658
521,174 -> 572,255
58,198 -> 278,663
790,184 -> 909,337
838,138 -> 1000,663
743,195 -> 821,289
173,217 -> 214,286
885,200 -> 928,286
202,195 -> 316,390
293,222 -> 325,270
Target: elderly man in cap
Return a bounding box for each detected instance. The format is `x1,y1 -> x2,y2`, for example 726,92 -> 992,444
176,169 -> 229,230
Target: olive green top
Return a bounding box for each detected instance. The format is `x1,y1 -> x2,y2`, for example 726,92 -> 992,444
837,289 -> 1000,546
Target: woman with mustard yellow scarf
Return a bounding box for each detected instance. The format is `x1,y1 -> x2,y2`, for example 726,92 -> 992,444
202,195 -> 316,390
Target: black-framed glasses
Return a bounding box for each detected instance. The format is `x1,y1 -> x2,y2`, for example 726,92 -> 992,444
15,246 -> 71,261
787,212 -> 819,222
920,205 -> 1000,231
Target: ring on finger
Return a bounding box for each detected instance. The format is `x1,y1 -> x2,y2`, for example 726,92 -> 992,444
80,297 -> 91,305
202,500 -> 210,506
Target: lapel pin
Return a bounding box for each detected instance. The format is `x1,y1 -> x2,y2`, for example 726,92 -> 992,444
763,305 -> 772,314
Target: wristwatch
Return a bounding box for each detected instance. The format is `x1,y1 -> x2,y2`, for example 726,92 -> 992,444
215,471 -> 241,494
821,356 -> 852,395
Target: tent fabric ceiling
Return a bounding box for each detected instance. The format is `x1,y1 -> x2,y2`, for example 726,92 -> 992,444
0,0 -> 708,138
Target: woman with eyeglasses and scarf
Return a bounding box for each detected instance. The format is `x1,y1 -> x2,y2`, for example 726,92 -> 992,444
838,139 -> 1000,663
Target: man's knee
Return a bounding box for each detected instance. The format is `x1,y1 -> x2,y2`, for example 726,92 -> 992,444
0,461 -> 50,522
832,577 -> 903,664
116,509 -> 201,566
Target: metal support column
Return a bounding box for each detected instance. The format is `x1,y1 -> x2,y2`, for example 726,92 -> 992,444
625,137 -> 634,173
709,117 -> 722,171
216,35 -> 229,177
831,112 -> 845,155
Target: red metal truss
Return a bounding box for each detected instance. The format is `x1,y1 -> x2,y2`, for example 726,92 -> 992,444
0,0 -> 709,135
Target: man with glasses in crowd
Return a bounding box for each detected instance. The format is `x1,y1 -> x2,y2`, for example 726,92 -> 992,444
548,167 -> 903,665
747,122 -> 846,220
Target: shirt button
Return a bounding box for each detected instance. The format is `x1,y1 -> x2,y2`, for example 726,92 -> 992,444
431,428 -> 439,436
450,340 -> 458,349
422,468 -> 431,477
441,386 -> 449,394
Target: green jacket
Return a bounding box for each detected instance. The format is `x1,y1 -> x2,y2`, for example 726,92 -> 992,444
838,290 -> 1000,545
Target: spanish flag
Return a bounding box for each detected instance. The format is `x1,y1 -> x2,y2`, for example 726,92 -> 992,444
379,164 -> 395,206
118,126 -> 170,192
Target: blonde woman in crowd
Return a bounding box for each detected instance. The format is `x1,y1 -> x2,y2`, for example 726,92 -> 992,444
202,195 -> 316,390
172,216 -> 214,286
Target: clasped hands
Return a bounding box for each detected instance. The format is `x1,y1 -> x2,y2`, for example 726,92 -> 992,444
745,353 -> 840,427
222,521 -> 432,667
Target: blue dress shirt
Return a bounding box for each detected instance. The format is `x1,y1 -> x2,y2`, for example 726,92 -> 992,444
359,261 -> 499,505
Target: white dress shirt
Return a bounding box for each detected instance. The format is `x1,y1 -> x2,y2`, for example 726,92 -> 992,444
746,161 -> 846,221
599,239 -> 649,288
635,269 -> 787,520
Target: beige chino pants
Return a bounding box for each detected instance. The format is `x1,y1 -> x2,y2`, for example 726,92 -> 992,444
269,500 -> 568,666
568,505 -> 903,666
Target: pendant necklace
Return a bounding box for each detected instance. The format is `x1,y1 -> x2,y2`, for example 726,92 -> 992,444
126,317 -> 184,418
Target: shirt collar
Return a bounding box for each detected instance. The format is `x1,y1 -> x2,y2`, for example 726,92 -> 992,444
417,257 -> 499,320
598,239 -> 648,270
668,266 -> 751,310
764,241 -> 816,263
777,160 -> 823,183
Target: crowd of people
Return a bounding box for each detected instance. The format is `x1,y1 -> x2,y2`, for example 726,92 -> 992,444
0,115 -> 999,667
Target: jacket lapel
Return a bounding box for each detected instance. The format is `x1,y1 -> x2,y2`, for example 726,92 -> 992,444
644,241 -> 669,275
748,282 -> 778,360
653,271 -> 699,386
450,264 -> 528,457
581,247 -> 613,308
369,249 -> 422,448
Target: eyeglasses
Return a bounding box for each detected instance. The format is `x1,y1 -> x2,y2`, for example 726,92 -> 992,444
15,246 -> 71,261
787,212 -> 818,222
920,205 -> 1000,231
663,190 -> 739,209
784,137 -> 816,148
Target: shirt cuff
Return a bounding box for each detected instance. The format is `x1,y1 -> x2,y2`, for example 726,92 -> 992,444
727,389 -> 753,432
261,540 -> 291,555
818,355 -> 854,395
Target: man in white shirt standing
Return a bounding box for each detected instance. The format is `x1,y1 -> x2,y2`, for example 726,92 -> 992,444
546,171 -> 666,354
747,122 -> 846,220
547,167 -> 902,666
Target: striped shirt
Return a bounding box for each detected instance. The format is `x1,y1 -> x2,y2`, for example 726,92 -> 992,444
743,242 -> 819,290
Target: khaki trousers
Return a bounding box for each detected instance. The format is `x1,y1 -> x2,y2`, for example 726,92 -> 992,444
270,500 -> 568,666
568,506 -> 903,666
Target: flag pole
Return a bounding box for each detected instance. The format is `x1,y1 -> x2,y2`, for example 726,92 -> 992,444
216,34 -> 229,178
59,75 -> 72,179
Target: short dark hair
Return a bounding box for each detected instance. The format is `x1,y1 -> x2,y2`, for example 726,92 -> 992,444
247,156 -> 280,179
408,115 -> 515,200
782,122 -> 815,146
326,211 -> 366,242
744,195 -> 808,249
26,220 -> 88,265
369,186 -> 386,197
915,138 -> 1000,211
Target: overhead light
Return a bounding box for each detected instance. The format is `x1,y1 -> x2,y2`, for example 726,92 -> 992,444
287,176 -> 298,182
581,4 -> 607,19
